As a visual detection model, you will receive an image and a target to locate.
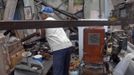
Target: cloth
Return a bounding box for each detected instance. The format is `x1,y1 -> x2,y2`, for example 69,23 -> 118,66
45,17 -> 72,51
53,47 -> 72,75
113,53 -> 134,75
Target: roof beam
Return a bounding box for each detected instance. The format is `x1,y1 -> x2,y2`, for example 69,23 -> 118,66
0,20 -> 121,30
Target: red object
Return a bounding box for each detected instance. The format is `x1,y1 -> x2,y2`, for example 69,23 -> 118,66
83,27 -> 105,64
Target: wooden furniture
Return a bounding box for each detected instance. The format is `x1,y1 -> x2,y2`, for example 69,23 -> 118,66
83,27 -> 105,64
10,49 -> 24,69
0,34 -> 26,75
7,41 -> 25,69
0,34 -> 9,75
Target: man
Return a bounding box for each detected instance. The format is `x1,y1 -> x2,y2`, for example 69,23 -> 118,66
39,6 -> 73,75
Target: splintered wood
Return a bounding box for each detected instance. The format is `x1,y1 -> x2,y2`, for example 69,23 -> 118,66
0,34 -> 9,75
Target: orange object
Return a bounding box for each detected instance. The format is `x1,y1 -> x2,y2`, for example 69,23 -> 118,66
83,27 -> 105,64
10,50 -> 24,69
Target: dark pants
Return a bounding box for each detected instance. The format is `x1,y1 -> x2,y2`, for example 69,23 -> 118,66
53,47 -> 72,75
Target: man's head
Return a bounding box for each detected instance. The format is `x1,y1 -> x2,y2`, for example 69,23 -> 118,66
39,6 -> 54,19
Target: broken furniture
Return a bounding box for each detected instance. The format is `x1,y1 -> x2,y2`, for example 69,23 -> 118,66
82,27 -> 106,74
0,34 -> 25,75
83,27 -> 105,64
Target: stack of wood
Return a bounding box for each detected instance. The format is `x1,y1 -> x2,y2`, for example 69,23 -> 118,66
0,34 -> 10,75
7,40 -> 25,69
0,33 -> 25,75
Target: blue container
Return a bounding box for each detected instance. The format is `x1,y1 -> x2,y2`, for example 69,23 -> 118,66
33,55 -> 43,62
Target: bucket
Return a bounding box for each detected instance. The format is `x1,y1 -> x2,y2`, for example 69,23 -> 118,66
33,55 -> 43,62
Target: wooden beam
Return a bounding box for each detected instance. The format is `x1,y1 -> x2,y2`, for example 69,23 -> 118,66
21,33 -> 38,42
0,20 -> 121,30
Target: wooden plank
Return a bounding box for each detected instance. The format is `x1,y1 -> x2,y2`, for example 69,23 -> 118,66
3,0 -> 18,20
14,30 -> 25,39
0,34 -> 9,75
0,20 -> 122,30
